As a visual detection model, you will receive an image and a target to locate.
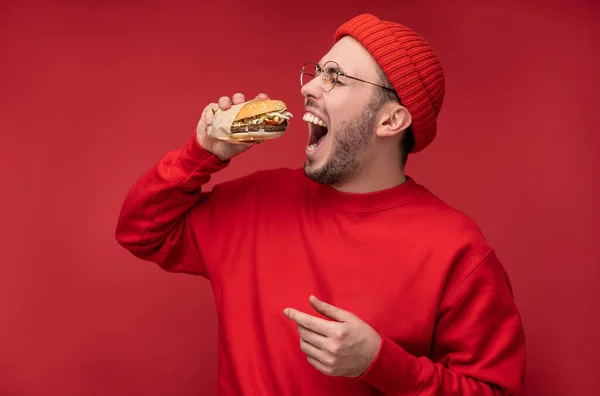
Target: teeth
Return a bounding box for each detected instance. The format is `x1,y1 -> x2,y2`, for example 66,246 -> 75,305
303,112 -> 325,127
307,143 -> 317,151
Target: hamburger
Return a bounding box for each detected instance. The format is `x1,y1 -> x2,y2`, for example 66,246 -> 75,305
212,99 -> 293,143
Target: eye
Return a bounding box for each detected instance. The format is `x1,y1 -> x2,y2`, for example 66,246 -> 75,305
321,73 -> 334,84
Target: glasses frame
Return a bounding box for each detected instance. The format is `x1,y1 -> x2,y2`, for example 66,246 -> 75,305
300,60 -> 402,104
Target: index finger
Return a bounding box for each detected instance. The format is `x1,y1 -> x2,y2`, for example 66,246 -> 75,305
284,308 -> 333,336
203,102 -> 218,125
203,102 -> 218,114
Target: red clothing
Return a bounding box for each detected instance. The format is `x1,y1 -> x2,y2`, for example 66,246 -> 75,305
116,135 -> 526,395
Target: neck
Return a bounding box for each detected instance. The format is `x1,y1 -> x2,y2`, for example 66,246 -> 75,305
332,160 -> 406,193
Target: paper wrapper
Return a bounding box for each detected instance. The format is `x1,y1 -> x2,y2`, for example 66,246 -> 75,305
206,100 -> 285,144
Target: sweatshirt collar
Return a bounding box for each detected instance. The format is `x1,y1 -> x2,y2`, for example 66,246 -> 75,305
308,175 -> 425,211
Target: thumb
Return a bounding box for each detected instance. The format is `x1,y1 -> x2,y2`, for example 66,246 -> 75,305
309,295 -> 356,323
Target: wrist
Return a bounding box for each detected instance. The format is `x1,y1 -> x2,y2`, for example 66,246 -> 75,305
195,134 -> 229,162
356,334 -> 428,395
359,331 -> 383,377
183,133 -> 228,166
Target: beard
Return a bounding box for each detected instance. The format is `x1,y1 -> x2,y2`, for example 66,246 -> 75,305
304,108 -> 376,186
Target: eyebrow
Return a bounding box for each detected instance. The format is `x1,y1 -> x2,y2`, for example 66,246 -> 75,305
324,64 -> 340,74
321,62 -> 347,75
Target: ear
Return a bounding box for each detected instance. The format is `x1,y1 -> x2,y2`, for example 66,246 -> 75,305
375,103 -> 412,138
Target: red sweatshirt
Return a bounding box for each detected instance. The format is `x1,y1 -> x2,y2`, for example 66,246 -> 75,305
116,135 -> 526,395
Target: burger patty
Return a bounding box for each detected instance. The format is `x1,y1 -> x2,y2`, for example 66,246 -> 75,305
231,122 -> 287,134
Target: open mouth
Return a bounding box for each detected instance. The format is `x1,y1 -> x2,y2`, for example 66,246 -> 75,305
303,113 -> 328,151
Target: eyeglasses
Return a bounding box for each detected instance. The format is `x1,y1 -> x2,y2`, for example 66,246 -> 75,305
300,60 -> 401,102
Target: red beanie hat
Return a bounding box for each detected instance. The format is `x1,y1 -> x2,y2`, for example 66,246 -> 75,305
334,14 -> 445,153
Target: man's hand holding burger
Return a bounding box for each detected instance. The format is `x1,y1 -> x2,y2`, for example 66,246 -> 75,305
197,92 -> 270,161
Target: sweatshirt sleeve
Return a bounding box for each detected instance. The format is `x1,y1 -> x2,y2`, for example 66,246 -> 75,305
115,133 -> 228,279
358,250 -> 526,395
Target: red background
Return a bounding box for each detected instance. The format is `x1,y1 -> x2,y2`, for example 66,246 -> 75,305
1,0 -> 598,395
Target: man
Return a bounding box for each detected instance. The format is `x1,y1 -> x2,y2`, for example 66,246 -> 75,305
116,14 -> 525,395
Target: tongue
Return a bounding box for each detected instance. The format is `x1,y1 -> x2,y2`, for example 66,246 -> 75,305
309,131 -> 326,149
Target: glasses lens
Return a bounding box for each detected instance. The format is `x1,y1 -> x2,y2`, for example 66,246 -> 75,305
320,61 -> 339,92
301,61 -> 317,87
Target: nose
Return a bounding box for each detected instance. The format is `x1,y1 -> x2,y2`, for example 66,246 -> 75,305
301,74 -> 323,101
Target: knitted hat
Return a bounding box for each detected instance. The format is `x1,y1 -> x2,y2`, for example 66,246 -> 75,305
334,14 -> 445,153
